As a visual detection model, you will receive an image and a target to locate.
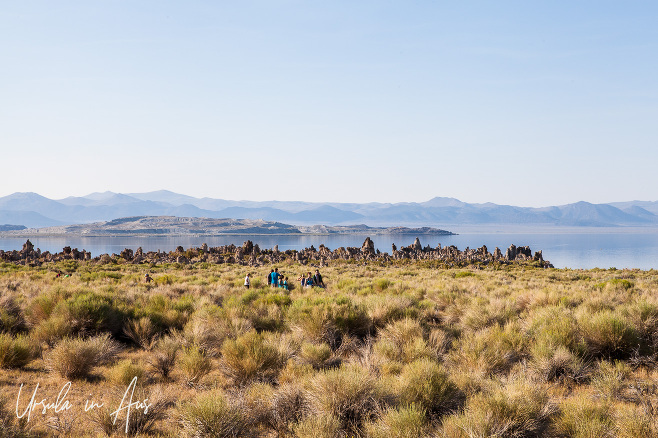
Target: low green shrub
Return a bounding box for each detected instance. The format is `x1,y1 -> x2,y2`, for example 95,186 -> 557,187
51,291 -> 129,337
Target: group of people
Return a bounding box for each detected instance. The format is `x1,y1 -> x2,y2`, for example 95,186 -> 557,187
242,268 -> 326,291
266,268 -> 289,290
298,269 -> 325,288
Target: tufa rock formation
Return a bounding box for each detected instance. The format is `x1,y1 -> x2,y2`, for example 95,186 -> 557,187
0,238 -> 553,268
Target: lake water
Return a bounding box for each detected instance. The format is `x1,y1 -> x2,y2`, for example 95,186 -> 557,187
1,230 -> 657,270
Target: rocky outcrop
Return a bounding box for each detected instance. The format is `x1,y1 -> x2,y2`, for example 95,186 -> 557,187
0,238 -> 553,268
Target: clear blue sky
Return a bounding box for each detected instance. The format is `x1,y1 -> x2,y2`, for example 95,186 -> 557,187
2,1 -> 657,206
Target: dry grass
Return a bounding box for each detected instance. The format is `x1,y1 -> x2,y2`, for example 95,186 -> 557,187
1,260 -> 658,436
46,334 -> 121,379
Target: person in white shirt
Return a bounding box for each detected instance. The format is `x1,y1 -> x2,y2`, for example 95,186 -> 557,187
244,273 -> 251,289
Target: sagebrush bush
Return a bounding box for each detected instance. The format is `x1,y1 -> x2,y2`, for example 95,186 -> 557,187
0,333 -> 36,369
47,334 -> 121,379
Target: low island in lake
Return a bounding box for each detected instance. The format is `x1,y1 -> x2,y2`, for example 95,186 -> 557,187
0,215 -> 455,237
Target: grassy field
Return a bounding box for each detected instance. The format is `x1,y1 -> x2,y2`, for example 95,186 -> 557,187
0,259 -> 657,437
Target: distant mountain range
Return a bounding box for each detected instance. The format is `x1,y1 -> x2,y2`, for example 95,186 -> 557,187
0,191 -> 657,229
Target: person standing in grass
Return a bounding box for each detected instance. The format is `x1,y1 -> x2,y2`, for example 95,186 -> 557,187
313,269 -> 325,288
283,277 -> 289,291
305,272 -> 314,287
244,273 -> 250,289
271,268 -> 281,288
297,273 -> 306,287
267,269 -> 274,287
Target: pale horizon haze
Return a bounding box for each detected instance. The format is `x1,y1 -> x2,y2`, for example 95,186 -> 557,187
1,1 -> 657,207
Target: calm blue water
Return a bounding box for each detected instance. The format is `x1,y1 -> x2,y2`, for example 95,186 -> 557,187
1,232 -> 657,270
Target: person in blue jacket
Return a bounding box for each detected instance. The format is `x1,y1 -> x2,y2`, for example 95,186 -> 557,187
270,268 -> 281,288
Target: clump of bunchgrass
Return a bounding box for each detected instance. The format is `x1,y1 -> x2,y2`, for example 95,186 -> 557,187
578,310 -> 641,359
179,344 -> 212,387
0,295 -> 27,334
293,415 -> 341,438
529,343 -> 590,384
300,342 -> 334,369
220,330 -> 284,386
0,333 -> 37,369
396,358 -> 461,418
364,404 -> 430,438
183,306 -> 251,357
592,360 -> 631,399
179,390 -> 256,438
305,364 -> 385,435
93,385 -> 173,436
108,359 -> 146,386
123,316 -> 160,350
147,335 -> 181,380
551,395 -> 613,438
374,318 -> 434,364
441,379 -> 555,438
448,322 -> 526,377
47,334 -> 121,379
